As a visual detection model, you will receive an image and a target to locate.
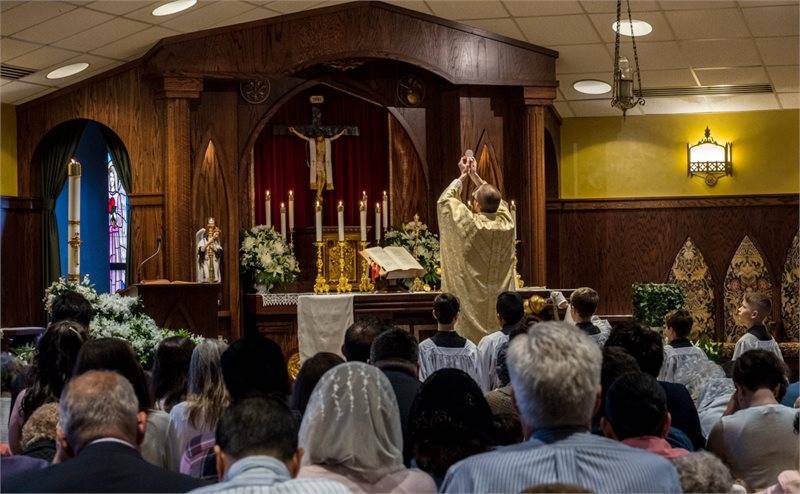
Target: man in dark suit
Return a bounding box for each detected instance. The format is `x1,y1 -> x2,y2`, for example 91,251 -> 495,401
5,370 -> 203,493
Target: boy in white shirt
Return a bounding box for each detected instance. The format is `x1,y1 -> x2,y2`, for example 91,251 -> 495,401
733,292 -> 783,361
418,293 -> 480,384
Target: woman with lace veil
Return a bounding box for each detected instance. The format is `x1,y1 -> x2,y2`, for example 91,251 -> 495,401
297,362 -> 436,493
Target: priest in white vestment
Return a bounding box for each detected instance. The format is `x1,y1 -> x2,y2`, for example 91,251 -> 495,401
437,155 -> 516,344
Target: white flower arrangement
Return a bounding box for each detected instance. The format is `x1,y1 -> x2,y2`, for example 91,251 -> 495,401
383,218 -> 441,287
43,276 -> 200,366
240,226 -> 300,292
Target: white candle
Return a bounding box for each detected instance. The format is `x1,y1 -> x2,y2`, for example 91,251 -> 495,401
375,202 -> 381,243
359,200 -> 367,242
382,190 -> 388,231
337,201 -> 345,241
280,202 -> 287,240
315,200 -> 322,242
510,200 -> 517,240
288,190 -> 294,231
264,190 -> 271,228
67,159 -> 81,278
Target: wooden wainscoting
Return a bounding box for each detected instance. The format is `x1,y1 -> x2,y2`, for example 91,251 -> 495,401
1,196 -> 44,327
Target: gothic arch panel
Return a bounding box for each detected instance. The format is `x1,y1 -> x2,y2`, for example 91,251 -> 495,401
723,236 -> 774,342
667,237 -> 715,339
782,233 -> 799,340
192,139 -> 229,282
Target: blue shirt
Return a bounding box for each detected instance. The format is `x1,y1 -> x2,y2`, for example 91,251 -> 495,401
441,430 -> 682,493
782,382 -> 799,407
189,456 -> 348,494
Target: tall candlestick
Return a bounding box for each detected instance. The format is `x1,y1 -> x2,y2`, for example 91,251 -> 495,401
315,200 -> 323,242
264,190 -> 272,228
337,201 -> 345,241
510,200 -> 517,240
375,202 -> 381,243
67,159 -> 82,281
288,190 -> 294,231
382,190 -> 388,231
280,202 -> 287,240
359,200 -> 367,242
362,190 -> 368,203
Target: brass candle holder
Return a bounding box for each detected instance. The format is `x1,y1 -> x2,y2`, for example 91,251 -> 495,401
336,240 -> 352,293
358,240 -> 375,292
313,241 -> 330,294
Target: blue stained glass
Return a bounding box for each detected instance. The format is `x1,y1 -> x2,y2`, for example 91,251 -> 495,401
108,153 -> 128,292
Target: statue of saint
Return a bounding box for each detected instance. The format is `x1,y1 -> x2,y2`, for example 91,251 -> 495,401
196,217 -> 222,283
289,126 -> 346,201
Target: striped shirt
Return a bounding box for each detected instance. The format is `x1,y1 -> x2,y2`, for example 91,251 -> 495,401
441,430 -> 682,493
476,330 -> 509,392
189,456 -> 348,494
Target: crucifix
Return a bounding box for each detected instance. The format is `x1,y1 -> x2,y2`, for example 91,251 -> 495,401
274,105 -> 359,202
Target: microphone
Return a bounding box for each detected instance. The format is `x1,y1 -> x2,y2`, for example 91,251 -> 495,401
137,237 -> 161,283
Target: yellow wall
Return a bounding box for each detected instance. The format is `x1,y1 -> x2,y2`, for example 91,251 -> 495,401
560,109 -> 800,199
1,103 -> 18,197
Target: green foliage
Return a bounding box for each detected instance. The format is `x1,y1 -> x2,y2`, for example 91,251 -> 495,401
383,218 -> 441,287
10,343 -> 36,366
632,283 -> 686,328
693,335 -> 725,364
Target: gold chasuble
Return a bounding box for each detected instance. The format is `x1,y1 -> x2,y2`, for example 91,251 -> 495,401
437,179 -> 516,343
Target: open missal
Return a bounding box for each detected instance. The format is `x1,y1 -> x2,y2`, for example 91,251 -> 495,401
360,246 -> 425,279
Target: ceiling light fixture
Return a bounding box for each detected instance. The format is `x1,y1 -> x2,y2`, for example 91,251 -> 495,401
152,0 -> 197,16
573,80 -> 612,95
46,62 -> 89,79
611,0 -> 645,116
612,19 -> 652,37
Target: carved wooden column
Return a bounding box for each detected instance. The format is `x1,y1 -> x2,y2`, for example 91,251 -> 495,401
159,77 -> 202,281
521,87 -> 556,286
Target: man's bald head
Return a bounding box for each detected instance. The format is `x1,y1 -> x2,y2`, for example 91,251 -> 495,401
476,184 -> 501,214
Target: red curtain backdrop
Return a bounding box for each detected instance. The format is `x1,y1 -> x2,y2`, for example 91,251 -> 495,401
254,86 -> 390,230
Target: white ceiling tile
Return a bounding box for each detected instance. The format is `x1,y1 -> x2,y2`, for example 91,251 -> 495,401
612,41 -> 688,70
665,8 -> 749,40
1,1 -> 26,12
0,80 -> 52,104
86,0 -> 158,15
658,1 -> 737,10
503,1 -> 583,16
640,68 -> 697,87
738,0 -> 799,6
567,98 -> 627,116
18,53 -> 120,87
559,72 -> 613,99
122,2 -> 191,23
767,65 -> 800,92
755,37 -> 799,65
90,25 -> 179,59
426,1 -> 507,20
638,95 -> 711,114
160,1 -> 259,32
680,38 -> 761,67
6,45 -> 80,70
52,17 -> 151,52
0,77 -> 14,85
694,66 -> 769,85
742,5 -> 799,37
0,37 -> 44,62
462,18 -> 526,40
13,8 -> 114,44
517,15 -> 601,45
705,93 -> 780,111
554,44 -> 614,73
580,1 -> 661,13
382,1 -> 434,14
589,11 -> 674,42
0,1 -> 76,35
777,92 -> 800,108
552,101 -> 575,117
49,59 -> 125,88
263,1 -> 326,14
210,7 -> 279,27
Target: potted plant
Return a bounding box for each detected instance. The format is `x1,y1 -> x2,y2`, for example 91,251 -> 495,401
632,283 -> 686,331
240,226 -> 300,293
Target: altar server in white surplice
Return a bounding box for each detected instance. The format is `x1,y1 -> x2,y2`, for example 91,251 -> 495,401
476,292 -> 524,392
438,154 -> 516,344
658,309 -> 710,384
418,293 -> 481,385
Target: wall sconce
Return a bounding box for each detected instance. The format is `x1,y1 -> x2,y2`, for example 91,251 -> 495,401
687,127 -> 732,186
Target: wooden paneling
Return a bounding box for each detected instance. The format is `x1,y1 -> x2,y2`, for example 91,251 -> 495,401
546,194 -> 800,341
389,113 -> 428,226
1,197 -> 44,327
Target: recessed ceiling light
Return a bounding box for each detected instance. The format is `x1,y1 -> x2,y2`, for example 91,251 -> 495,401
152,0 -> 197,16
46,62 -> 89,79
612,19 -> 652,37
573,80 -> 612,95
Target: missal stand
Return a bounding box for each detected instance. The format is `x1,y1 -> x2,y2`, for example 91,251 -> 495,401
121,282 -> 220,338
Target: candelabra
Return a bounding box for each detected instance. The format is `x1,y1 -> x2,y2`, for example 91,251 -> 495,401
313,242 -> 330,294
336,241 -> 352,293
358,241 -> 375,292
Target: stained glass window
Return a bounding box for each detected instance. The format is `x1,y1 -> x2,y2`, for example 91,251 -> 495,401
108,153 -> 128,292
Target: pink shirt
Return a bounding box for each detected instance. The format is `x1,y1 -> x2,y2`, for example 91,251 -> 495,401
622,436 -> 690,460
299,464 -> 437,493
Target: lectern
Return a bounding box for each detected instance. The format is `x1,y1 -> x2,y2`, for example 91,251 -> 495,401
121,282 -> 220,338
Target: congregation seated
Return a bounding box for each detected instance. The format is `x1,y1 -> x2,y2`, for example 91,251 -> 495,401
707,349 -> 799,490
409,368 -> 495,487
567,287 -> 610,346
476,291 -> 524,392
297,362 -> 437,493
1,352 -> 28,443
341,315 -> 385,362
484,332 -> 525,444
418,293 -> 480,384
18,401 -> 58,462
671,451 -> 736,493
733,292 -> 784,362
4,371 -> 203,493
290,352 -> 344,418
658,309 -> 710,383
441,321 -> 681,492
151,336 -> 196,413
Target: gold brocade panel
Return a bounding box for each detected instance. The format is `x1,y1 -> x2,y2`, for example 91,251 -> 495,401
318,232 -> 363,286
668,237 -> 715,339
723,236 -> 774,342
781,233 -> 799,340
